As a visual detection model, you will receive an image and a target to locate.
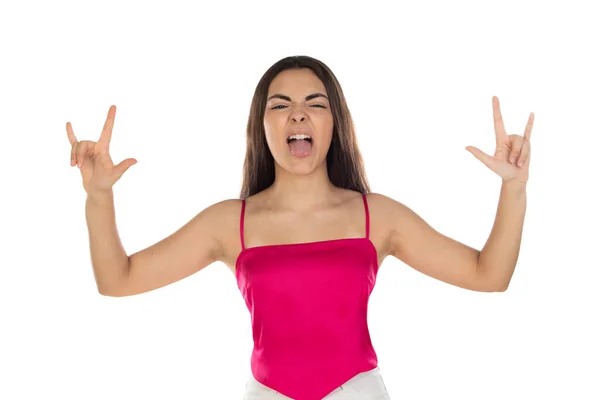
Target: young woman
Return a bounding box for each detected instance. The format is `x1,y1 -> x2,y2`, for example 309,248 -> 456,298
67,55 -> 533,399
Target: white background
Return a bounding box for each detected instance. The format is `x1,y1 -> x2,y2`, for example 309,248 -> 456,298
1,0 -> 599,399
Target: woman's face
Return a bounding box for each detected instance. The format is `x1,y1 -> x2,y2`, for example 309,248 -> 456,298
263,68 -> 334,175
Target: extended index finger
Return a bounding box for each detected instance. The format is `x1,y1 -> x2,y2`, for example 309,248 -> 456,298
492,96 -> 508,145
523,111 -> 535,141
98,105 -> 116,146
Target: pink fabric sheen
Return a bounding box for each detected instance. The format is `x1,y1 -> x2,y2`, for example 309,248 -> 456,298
235,194 -> 380,400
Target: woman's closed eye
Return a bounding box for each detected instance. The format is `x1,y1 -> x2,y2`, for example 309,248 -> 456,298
271,104 -> 327,110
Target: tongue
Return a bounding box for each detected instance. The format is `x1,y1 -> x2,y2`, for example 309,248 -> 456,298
289,139 -> 312,157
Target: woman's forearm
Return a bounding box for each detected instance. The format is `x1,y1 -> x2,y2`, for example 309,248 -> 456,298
85,189 -> 130,295
478,180 -> 527,290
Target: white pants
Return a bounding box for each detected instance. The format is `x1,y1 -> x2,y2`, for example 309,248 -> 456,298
243,366 -> 391,399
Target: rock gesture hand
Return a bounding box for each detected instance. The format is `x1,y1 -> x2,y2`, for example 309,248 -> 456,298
466,96 -> 534,184
67,105 -> 137,195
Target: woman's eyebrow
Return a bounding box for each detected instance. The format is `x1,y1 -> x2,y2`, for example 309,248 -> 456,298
267,93 -> 329,102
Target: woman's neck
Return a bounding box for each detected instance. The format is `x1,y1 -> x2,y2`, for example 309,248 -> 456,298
266,164 -> 339,211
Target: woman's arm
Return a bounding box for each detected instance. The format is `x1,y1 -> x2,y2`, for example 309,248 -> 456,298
85,189 -> 131,295
87,190 -> 237,297
379,96 -> 532,292
477,180 -> 527,291
374,187 -> 524,292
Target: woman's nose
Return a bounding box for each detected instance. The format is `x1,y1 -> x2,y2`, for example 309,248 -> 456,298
291,104 -> 307,122
292,114 -> 306,122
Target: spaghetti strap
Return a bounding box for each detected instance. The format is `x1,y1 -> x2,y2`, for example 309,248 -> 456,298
361,193 -> 370,239
240,199 -> 246,251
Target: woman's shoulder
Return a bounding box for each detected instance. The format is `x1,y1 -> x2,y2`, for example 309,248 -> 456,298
198,198 -> 244,260
193,198 -> 244,237
335,189 -> 392,205
363,192 -> 409,230
204,198 -> 244,220
364,191 -> 394,207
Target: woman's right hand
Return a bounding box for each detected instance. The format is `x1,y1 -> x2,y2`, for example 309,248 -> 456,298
67,105 -> 137,196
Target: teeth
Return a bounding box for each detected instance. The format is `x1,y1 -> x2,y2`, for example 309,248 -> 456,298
287,134 -> 312,142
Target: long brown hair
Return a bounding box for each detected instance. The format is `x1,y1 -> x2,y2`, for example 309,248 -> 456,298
240,55 -> 370,199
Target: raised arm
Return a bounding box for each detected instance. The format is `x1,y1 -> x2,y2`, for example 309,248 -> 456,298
375,96 -> 533,293
67,105 -> 236,297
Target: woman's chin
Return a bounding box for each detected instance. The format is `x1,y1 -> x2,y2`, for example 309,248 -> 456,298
276,157 -> 326,176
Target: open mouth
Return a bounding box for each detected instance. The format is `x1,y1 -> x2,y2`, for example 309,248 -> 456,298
286,134 -> 313,144
286,134 -> 313,158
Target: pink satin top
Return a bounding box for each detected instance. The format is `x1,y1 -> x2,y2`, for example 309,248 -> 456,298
235,193 -> 380,400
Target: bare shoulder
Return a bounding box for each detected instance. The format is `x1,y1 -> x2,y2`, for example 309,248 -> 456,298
204,198 -> 243,222
366,191 -> 452,260
364,191 -> 427,244
205,198 -> 244,260
363,192 -> 407,256
195,197 -> 241,220
363,192 -> 398,218
183,198 -> 242,246
364,192 -> 401,208
365,192 -> 411,224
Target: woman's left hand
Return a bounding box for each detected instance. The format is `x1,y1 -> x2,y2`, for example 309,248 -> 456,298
466,96 -> 534,184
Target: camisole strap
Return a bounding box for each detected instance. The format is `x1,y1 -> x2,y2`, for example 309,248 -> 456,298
240,199 -> 246,251
362,193 -> 370,239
